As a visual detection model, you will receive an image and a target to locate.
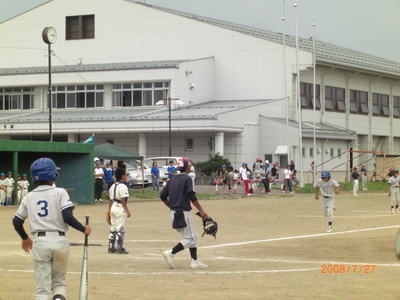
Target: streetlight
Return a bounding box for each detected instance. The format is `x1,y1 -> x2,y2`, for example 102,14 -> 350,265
156,90 -> 184,156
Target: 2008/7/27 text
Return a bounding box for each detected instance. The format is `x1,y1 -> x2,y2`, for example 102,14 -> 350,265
321,265 -> 376,273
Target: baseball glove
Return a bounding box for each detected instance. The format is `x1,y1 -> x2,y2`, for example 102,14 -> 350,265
196,212 -> 218,239
105,211 -> 111,225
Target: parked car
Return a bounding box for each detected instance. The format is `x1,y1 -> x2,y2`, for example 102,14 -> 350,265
125,162 -> 152,188
146,157 -> 196,181
142,159 -> 169,184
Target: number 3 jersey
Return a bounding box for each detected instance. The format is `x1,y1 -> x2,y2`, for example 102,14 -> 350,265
15,185 -> 74,234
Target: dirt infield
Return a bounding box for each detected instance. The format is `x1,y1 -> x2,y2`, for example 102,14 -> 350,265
1,189 -> 400,300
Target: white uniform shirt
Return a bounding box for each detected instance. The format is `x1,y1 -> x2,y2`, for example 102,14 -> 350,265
4,177 -> 14,187
15,185 -> 74,234
315,179 -> 340,198
284,169 -> 292,179
94,167 -> 104,179
239,167 -> 249,180
21,180 -> 30,189
388,176 -> 400,190
109,182 -> 129,202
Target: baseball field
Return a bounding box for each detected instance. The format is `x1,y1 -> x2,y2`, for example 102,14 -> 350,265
1,188 -> 399,300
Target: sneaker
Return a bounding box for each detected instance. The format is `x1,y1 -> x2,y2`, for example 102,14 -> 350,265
53,295 -> 66,300
247,194 -> 251,196
99,199 -> 104,202
267,192 -> 271,195
327,226 -> 333,233
108,248 -> 115,253
391,208 -> 395,214
190,260 -> 208,269
95,199 -> 98,202
115,248 -> 129,254
291,191 -> 295,194
354,194 -> 358,197
281,191 -> 285,193
162,250 -> 175,269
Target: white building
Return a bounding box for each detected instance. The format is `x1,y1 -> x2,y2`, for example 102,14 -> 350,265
1,0 -> 400,181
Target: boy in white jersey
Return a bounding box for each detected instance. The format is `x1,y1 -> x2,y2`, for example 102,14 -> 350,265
0,173 -> 5,206
315,171 -> 341,233
13,158 -> 92,300
4,171 -> 14,206
388,169 -> 400,214
20,174 -> 30,204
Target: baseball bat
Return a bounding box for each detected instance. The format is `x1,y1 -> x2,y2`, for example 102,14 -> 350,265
79,215 -> 90,300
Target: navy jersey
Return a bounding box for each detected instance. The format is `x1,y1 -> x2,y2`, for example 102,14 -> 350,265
161,173 -> 195,211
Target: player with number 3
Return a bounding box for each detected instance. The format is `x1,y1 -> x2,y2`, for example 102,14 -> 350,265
12,157 -> 92,300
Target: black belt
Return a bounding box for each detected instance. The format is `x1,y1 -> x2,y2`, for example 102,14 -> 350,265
95,178 -> 103,180
323,196 -> 332,198
114,200 -> 121,203
37,231 -> 65,236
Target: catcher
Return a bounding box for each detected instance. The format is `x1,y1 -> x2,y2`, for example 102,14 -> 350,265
160,158 -> 212,269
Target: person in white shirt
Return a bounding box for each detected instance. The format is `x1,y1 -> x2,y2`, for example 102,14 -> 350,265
281,165 -> 293,194
239,163 -> 251,196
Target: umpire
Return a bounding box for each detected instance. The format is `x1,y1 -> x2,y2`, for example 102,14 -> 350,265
160,158 -> 208,269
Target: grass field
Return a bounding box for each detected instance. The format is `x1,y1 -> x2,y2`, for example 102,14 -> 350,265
1,187 -> 399,300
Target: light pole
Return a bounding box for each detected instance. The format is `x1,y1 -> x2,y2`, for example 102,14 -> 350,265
156,90 -> 184,156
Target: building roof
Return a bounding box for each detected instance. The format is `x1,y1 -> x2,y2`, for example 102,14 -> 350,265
0,100 -> 270,123
264,116 -> 356,140
131,1 -> 400,77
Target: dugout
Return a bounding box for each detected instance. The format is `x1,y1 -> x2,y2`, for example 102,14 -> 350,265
0,140 -> 94,205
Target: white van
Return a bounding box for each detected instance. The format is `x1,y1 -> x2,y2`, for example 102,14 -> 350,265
146,157 -> 196,181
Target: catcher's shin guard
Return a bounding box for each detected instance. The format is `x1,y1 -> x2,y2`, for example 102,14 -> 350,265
108,231 -> 116,251
116,227 -> 125,250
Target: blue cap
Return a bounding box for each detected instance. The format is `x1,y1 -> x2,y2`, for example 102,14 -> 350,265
222,165 -> 226,168
95,161 -> 100,165
7,171 -> 12,175
242,163 -> 247,166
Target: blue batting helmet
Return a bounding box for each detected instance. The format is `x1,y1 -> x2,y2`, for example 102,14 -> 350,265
21,174 -> 27,177
30,158 -> 60,183
7,171 -> 12,175
0,173 -> 4,176
321,171 -> 331,178
222,165 -> 226,168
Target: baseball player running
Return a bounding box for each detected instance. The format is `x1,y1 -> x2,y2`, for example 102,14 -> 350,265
108,168 -> 131,254
12,158 -> 92,300
160,158 -> 208,269
315,171 -> 341,233
388,169 -> 400,214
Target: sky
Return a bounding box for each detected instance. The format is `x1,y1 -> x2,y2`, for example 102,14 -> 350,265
1,0 -> 399,63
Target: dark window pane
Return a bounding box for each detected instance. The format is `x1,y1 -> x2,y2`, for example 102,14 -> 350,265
394,108 -> 399,117
66,16 -> 79,40
382,106 -> 390,116
82,15 -> 95,39
0,95 -> 3,110
133,83 -> 142,89
96,84 -> 104,90
77,93 -> 85,108
360,103 -> 369,113
154,82 -> 163,88
56,93 -> 65,108
77,85 -> 85,90
22,95 -> 31,109
133,91 -> 142,106
144,82 -> 152,88
350,102 -> 357,113
372,105 -> 379,115
337,88 -> 345,100
67,85 -> 75,91
123,83 -> 131,89
86,92 -> 95,107
143,91 -> 152,105
360,92 -> 367,103
382,95 -> 389,106
87,85 -> 95,90
122,91 -> 132,106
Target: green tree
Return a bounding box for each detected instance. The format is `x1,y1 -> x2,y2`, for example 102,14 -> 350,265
194,153 -> 231,176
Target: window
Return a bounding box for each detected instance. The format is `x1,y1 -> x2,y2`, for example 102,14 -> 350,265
337,148 -> 342,158
309,147 -> 314,158
186,138 -> 194,151
325,86 -> 346,112
52,84 -> 104,109
66,15 -> 95,40
330,148 -> 334,157
0,86 -> 38,110
372,93 -> 390,117
302,147 -> 306,158
300,83 -> 320,110
112,81 -> 170,108
394,96 -> 400,118
350,90 -> 369,114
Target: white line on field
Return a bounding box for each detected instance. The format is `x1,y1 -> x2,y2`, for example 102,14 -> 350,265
199,225 -> 400,249
295,215 -> 393,218
214,257 -> 400,267
0,268 -> 320,275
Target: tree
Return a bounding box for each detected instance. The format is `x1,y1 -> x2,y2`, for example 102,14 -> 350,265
194,153 -> 232,176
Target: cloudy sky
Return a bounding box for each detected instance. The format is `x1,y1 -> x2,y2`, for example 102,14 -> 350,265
1,0 -> 399,63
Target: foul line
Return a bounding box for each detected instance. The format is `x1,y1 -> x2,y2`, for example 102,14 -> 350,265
199,225 -> 400,249
0,268 -> 320,276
